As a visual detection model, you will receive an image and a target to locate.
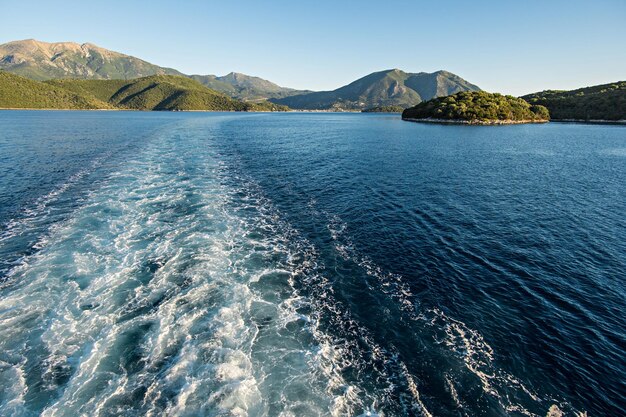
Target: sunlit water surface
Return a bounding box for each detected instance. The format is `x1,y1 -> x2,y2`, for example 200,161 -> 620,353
0,111 -> 624,416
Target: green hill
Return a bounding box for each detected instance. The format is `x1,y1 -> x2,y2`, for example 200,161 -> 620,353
271,69 -> 480,110
1,72 -> 289,111
243,101 -> 291,112
402,91 -> 549,124
103,75 -> 246,110
45,79 -> 129,102
0,71 -> 113,109
46,76 -> 242,110
521,81 -> 626,121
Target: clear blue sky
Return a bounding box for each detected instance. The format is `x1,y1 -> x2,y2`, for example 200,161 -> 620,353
2,0 -> 625,95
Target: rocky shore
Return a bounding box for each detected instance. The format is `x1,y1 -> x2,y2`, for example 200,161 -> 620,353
402,117 -> 549,125
551,119 -> 626,125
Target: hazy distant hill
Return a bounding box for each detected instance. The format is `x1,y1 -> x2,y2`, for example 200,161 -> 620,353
0,39 -> 303,101
190,72 -> 310,101
271,69 -> 481,110
0,72 -> 289,111
0,39 -> 183,80
521,81 -> 626,121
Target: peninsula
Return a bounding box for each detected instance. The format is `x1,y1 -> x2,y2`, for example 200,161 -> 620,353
522,81 -> 626,122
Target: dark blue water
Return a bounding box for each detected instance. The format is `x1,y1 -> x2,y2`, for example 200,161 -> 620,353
0,111 -> 624,416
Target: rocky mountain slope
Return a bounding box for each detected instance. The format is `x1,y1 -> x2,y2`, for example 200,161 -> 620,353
0,39 -> 183,80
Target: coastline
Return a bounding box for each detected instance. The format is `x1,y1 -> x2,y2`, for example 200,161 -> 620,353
0,107 -> 360,113
2,109 -> 623,122
0,107 -> 288,113
0,107 -> 123,111
550,119 -> 626,125
402,117 -> 549,125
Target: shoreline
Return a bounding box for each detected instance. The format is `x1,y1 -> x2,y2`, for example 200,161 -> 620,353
402,117 -> 549,125
0,108 -> 125,111
0,108 -> 358,114
0,107 -> 288,113
2,109 -> 624,123
550,119 -> 626,125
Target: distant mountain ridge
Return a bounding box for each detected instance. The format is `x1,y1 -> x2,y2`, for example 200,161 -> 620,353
189,72 -> 310,100
270,69 -> 481,110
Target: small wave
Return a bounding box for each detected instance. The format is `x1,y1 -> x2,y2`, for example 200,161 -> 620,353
0,152 -> 116,286
320,205 -> 589,417
0,152 -> 111,242
599,147 -> 626,156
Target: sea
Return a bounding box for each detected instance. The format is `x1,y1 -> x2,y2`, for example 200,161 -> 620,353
0,111 -> 624,416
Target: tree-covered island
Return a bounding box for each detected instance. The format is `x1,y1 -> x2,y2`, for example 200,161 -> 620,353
402,91 -> 549,125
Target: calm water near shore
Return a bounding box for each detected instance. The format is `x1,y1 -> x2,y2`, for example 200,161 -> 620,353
0,111 -> 624,416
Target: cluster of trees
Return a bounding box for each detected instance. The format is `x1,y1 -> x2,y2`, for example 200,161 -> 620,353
402,91 -> 549,122
244,101 -> 290,112
521,82 -> 625,121
0,71 -> 113,109
362,105 -> 405,113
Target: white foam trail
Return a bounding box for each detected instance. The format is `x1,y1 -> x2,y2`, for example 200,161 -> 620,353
0,118 -> 381,417
431,308 -> 554,417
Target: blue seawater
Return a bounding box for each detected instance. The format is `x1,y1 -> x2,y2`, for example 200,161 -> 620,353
0,110 -> 624,416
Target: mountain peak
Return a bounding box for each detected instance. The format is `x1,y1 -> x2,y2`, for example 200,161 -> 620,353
222,72 -> 254,82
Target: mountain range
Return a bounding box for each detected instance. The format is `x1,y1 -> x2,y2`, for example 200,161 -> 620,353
0,39 -> 480,110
